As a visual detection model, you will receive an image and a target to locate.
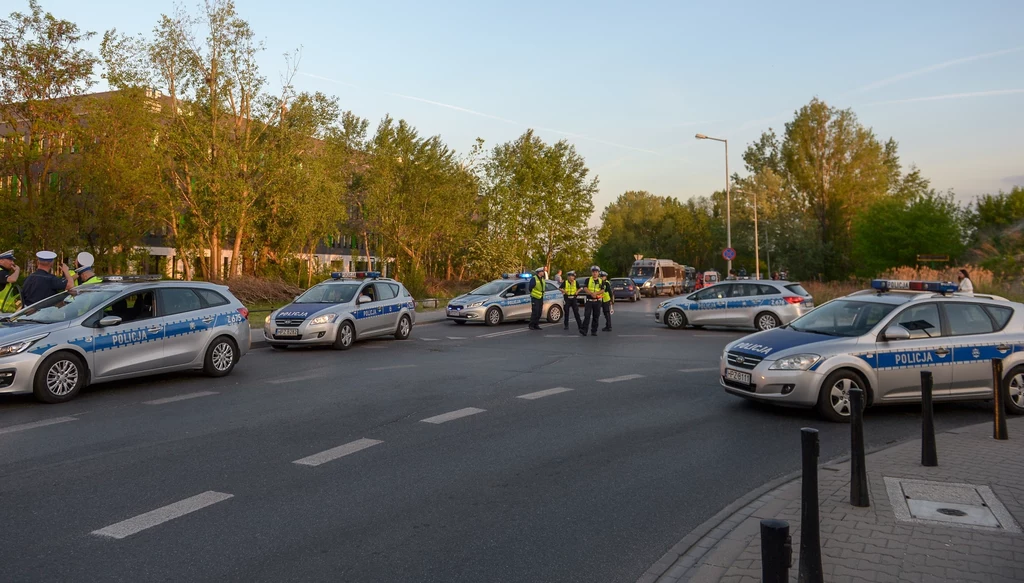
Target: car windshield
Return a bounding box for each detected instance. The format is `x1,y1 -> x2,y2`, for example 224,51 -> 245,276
788,299 -> 896,337
295,283 -> 360,304
630,267 -> 654,277
470,281 -> 512,296
6,289 -> 120,324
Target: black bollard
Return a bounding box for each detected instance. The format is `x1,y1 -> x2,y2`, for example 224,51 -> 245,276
992,358 -> 1008,440
798,428 -> 823,583
921,371 -> 938,466
760,519 -> 791,583
849,388 -> 869,507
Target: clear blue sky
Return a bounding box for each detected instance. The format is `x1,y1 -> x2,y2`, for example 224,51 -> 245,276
34,0 -> 1024,222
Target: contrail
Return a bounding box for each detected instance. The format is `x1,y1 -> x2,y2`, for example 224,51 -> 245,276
862,88 -> 1024,106
297,71 -> 663,156
855,46 -> 1024,93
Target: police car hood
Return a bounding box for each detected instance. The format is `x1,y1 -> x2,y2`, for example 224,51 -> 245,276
0,320 -> 70,342
452,293 -> 490,303
726,327 -> 836,360
275,303 -> 344,319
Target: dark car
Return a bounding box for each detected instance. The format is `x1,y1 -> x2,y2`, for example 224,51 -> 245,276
610,278 -> 641,302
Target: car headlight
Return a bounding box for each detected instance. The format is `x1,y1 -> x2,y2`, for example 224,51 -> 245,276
769,354 -> 821,371
310,314 -> 338,326
467,301 -> 485,308
643,281 -> 653,287
658,300 -> 670,308
264,315 -> 272,324
0,333 -> 48,357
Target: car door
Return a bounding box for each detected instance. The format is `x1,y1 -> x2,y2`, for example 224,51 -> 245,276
946,302 -> 1011,399
90,289 -> 165,378
873,302 -> 952,402
354,282 -> 384,336
688,285 -> 728,325
373,282 -> 401,332
723,283 -> 756,326
158,287 -> 213,367
504,281 -> 531,320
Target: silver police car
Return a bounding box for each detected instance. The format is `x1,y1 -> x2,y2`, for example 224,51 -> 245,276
656,280 -> 814,331
720,280 -> 1024,422
446,275 -> 564,326
264,272 -> 415,350
0,279 -> 250,403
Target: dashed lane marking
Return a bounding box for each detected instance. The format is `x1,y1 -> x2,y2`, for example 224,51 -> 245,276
367,364 -> 417,371
477,325 -> 550,339
597,374 -> 645,383
292,438 -> 383,467
420,407 -> 486,424
143,391 -> 218,405
267,374 -> 325,385
0,416 -> 78,436
446,336 -> 468,340
679,367 -> 719,373
420,338 -> 440,342
91,491 -> 233,539
516,387 -> 574,400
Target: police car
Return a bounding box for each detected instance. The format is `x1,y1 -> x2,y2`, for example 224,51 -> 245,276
446,274 -> 564,326
0,277 -> 250,403
720,280 -> 1024,422
264,272 -> 415,350
656,280 -> 813,331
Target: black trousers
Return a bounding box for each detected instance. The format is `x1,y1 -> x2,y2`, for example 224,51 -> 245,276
602,302 -> 612,330
564,298 -> 582,330
582,300 -> 601,334
529,298 -> 543,328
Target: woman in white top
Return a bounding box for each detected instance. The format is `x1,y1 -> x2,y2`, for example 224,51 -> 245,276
957,269 -> 974,294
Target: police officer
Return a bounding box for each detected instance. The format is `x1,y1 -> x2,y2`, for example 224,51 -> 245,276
0,250 -> 21,312
599,270 -> 614,332
20,251 -> 73,306
581,265 -> 603,336
528,266 -> 547,330
73,252 -> 102,286
560,270 -> 583,332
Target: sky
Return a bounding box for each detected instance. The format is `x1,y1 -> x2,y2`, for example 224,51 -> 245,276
31,0 -> 1024,224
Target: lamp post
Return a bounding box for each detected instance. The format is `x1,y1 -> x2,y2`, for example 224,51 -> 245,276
696,133 -> 731,274
732,187 -> 761,280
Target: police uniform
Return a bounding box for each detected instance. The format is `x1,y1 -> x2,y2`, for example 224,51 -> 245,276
560,272 -> 583,332
581,267 -> 603,336
73,252 -> 102,286
20,251 -> 69,307
528,268 -> 546,330
600,270 -> 614,331
0,250 -> 19,312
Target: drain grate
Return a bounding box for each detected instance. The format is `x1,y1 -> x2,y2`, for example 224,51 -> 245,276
884,477 -> 1021,532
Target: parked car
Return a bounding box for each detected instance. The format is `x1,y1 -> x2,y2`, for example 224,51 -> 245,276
610,278 -> 641,302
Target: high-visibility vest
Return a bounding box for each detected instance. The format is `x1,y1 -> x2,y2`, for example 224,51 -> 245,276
530,276 -> 545,299
587,277 -> 602,300
563,280 -> 578,295
602,281 -> 611,302
76,275 -> 103,286
0,284 -> 18,312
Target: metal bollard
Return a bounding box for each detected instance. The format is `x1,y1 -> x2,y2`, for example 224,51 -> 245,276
760,519 -> 791,583
921,371 -> 938,466
849,388 -> 869,507
992,358 -> 1009,440
798,428 -> 823,583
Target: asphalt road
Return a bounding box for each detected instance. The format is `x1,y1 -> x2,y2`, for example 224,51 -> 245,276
0,299 -> 996,582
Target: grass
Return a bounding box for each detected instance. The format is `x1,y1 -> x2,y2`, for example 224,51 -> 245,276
245,301 -> 281,323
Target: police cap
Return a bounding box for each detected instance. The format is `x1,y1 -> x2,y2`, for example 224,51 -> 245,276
76,252 -> 95,270
566,271 -> 576,277
36,250 -> 57,261
535,266 -> 546,273
0,249 -> 13,260
599,271 -> 608,277
590,265 -> 600,272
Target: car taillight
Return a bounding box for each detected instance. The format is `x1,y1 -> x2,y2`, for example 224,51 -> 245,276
237,307 -> 249,319
784,296 -> 805,305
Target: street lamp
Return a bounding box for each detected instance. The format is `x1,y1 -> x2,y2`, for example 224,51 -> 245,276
696,133 -> 731,274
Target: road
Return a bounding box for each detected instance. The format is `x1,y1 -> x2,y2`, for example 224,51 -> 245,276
0,299 -> 995,582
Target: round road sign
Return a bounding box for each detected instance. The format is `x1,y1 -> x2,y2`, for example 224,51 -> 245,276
722,247 -> 737,261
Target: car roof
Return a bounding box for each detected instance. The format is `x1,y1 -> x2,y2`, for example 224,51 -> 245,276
840,290 -> 1019,307
76,281 -> 231,292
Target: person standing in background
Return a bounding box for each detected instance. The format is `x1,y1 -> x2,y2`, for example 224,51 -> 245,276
560,271 -> 582,332
957,269 -> 974,295
599,270 -> 614,332
20,251 -> 73,306
0,250 -> 21,312
527,266 -> 547,330
554,269 -> 563,285
581,266 -> 603,336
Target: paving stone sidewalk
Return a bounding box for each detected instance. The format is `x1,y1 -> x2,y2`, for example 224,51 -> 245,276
639,417 -> 1024,582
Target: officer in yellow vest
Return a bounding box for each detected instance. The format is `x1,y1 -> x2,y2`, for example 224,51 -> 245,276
560,270 -> 582,332
73,252 -> 102,286
0,250 -> 21,313
600,270 -> 615,332
581,265 -> 603,336
527,266 -> 547,330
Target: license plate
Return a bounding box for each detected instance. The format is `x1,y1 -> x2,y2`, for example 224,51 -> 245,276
448,310 -> 461,316
275,328 -> 299,336
724,369 -> 751,385
804,302 -> 814,308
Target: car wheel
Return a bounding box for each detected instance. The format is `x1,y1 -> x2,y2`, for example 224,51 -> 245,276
485,307 -> 502,326
270,344 -> 288,350
547,304 -> 563,324
756,312 -> 781,331
395,315 -> 412,340
204,336 -> 238,377
1003,366 -> 1024,415
33,352 -> 86,403
817,370 -> 867,423
665,309 -> 687,330
333,321 -> 355,350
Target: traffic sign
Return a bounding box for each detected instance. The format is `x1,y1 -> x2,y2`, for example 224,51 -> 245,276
722,247 -> 736,261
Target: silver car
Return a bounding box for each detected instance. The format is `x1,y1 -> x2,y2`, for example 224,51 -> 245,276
446,276 -> 564,326
0,279 -> 250,403
656,280 -> 814,331
720,280 -> 1024,422
264,272 -> 415,350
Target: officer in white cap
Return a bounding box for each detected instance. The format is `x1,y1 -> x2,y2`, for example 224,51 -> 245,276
527,266 -> 547,330
74,252 -> 102,286
0,250 -> 20,312
20,251 -> 73,306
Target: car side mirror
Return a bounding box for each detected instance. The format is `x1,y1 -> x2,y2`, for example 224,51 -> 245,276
502,292 -> 514,298
99,315 -> 122,327
883,325 -> 911,341
358,295 -> 372,304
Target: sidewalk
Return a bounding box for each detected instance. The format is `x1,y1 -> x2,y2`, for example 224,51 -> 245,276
249,309 -> 448,348
639,417 -> 1024,583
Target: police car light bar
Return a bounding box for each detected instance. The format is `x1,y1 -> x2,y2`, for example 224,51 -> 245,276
100,275 -> 163,282
870,279 -> 958,294
331,271 -> 381,280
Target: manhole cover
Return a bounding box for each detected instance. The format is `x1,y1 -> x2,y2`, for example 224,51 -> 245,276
884,477 -> 1021,532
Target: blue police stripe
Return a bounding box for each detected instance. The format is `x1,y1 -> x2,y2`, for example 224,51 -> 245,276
352,301 -> 414,320
674,297 -> 787,311
852,342 -> 1014,371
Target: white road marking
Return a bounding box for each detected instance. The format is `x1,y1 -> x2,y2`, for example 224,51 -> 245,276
420,337 -> 440,342
0,416 -> 78,436
679,367 -> 719,373
420,407 -> 486,424
267,373 -> 325,385
143,391 -> 218,405
367,364 -> 417,371
517,387 -> 574,400
292,438 -> 383,467
91,491 -> 233,539
597,374 -> 646,383
446,336 -> 468,340
478,325 -> 550,339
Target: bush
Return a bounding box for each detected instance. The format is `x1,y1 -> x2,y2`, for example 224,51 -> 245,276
215,276 -> 302,306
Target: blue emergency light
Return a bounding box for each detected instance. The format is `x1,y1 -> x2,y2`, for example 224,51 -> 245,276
870,279 -> 958,294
